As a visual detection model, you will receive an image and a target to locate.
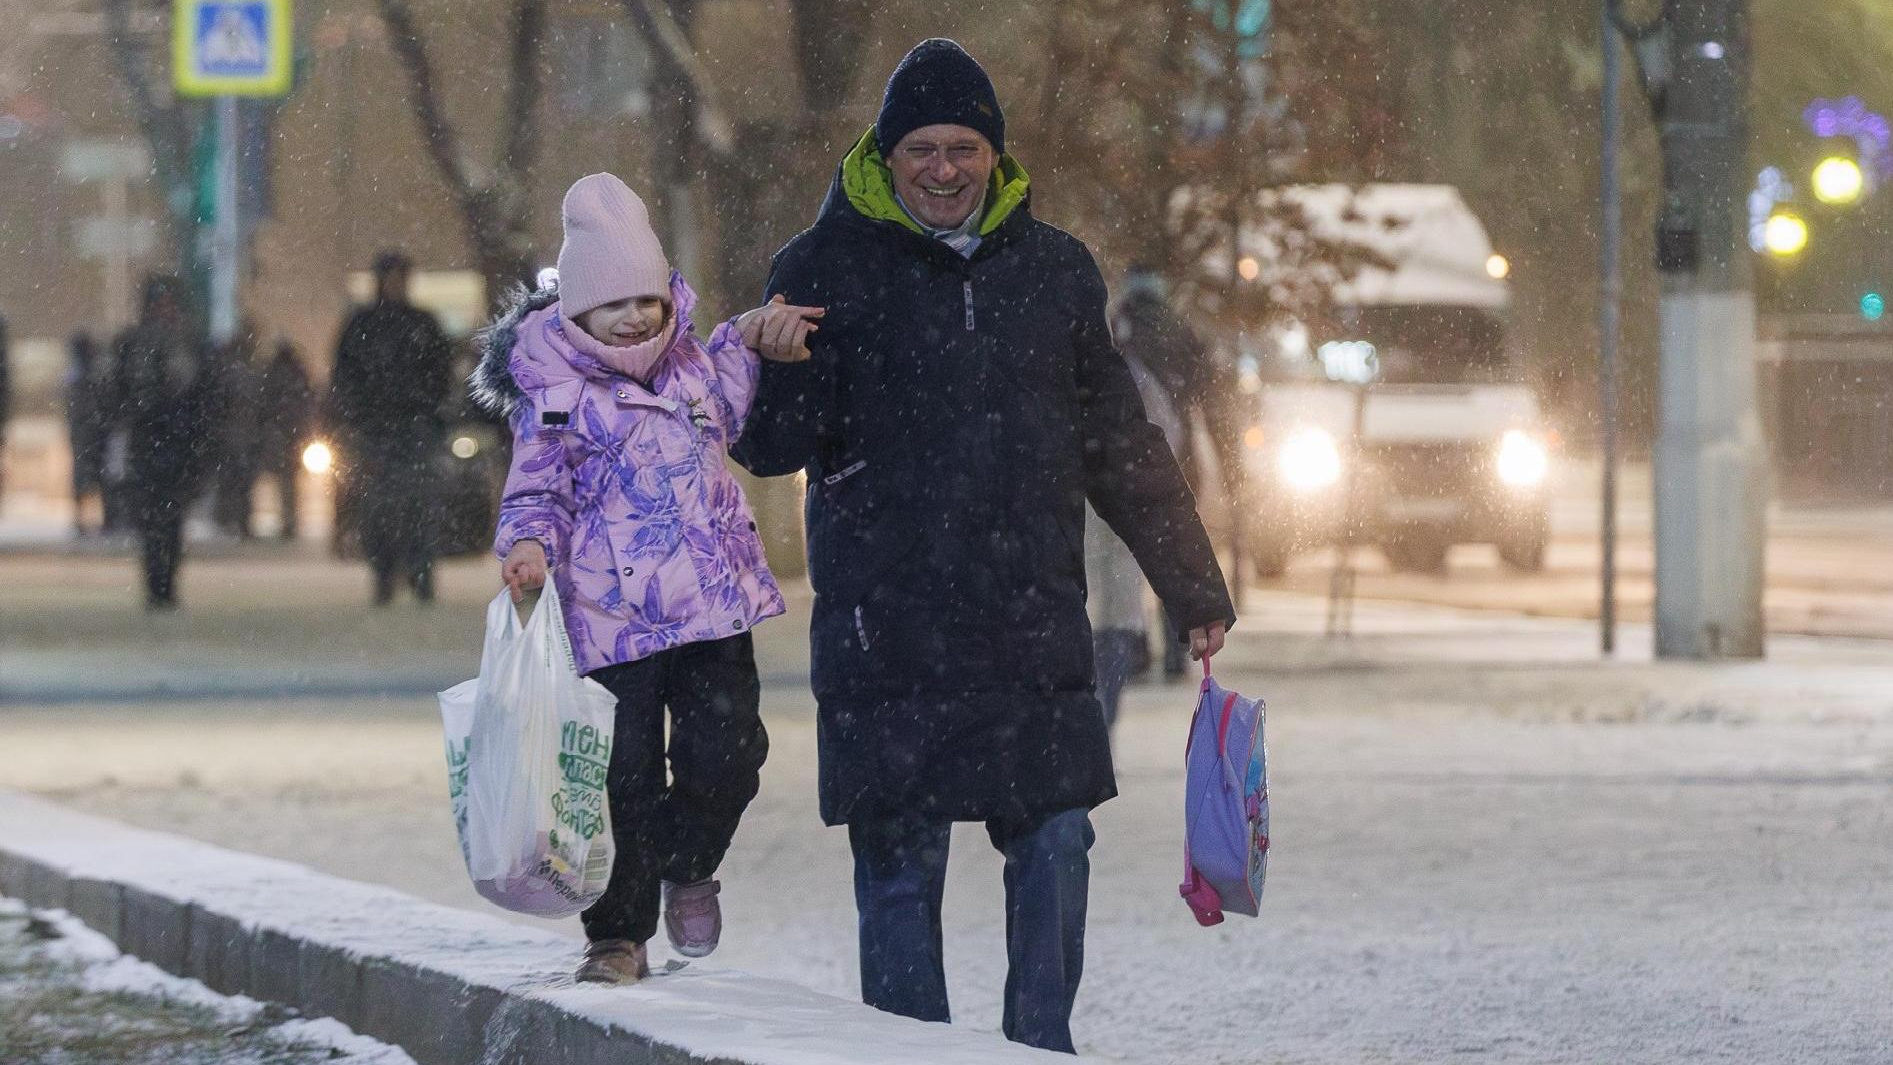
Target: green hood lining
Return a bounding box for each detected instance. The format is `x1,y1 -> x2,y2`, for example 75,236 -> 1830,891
840,128 -> 1029,238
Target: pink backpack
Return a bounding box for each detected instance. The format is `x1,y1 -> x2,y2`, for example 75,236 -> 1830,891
1180,660 -> 1269,925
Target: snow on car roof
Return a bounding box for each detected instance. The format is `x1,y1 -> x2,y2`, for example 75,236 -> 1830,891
1254,184 -> 1510,311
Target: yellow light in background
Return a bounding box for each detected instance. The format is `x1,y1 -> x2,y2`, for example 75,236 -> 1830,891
1763,211 -> 1810,256
1237,256 -> 1260,281
1485,253 -> 1511,280
451,435 -> 481,459
301,441 -> 334,475
1812,156 -> 1865,205
1243,425 -> 1265,450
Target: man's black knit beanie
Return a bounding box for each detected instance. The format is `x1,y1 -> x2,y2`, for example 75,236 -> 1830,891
875,39 -> 1005,156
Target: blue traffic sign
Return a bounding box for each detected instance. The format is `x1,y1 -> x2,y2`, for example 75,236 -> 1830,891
173,0 -> 292,97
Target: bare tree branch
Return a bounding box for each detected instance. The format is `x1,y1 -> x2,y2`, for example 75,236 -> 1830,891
103,0 -> 197,281
500,0 -> 546,173
789,0 -> 873,120
373,0 -> 476,205
618,0 -> 734,153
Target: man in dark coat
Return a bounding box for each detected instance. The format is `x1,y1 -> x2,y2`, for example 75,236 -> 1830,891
329,251 -> 453,603
114,276 -> 212,609
734,39 -> 1234,1053
255,339 -> 314,540
209,324 -> 263,539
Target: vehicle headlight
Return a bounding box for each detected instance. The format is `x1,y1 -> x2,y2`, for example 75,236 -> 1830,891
1496,430 -> 1549,487
1278,428 -> 1343,492
301,441 -> 334,475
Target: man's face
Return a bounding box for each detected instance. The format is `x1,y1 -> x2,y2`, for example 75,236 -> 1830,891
888,124 -> 997,230
377,266 -> 411,304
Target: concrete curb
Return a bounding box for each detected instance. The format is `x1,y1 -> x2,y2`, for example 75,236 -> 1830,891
0,791 -> 1072,1065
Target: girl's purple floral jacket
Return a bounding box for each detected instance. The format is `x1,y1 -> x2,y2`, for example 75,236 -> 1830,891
473,273 -> 785,674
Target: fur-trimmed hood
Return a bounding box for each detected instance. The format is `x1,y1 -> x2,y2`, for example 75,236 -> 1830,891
468,283 -> 558,419
469,272 -> 698,419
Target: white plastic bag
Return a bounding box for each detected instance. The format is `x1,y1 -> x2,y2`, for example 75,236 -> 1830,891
440,583 -> 619,917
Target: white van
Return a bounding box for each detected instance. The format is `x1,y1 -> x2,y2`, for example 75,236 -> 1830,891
1238,184 -> 1553,575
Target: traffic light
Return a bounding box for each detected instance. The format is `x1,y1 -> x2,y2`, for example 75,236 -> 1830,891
1763,211 -> 1810,257
1813,156 -> 1866,205
1196,0 -> 1270,56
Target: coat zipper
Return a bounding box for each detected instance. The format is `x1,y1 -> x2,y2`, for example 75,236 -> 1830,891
963,279 -> 976,332
854,604 -> 872,653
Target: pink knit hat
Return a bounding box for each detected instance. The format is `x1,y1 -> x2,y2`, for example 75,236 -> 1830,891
556,173 -> 671,317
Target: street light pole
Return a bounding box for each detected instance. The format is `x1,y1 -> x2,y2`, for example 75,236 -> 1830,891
1620,0 -> 1768,659
1599,1 -> 1623,657
209,95 -> 240,346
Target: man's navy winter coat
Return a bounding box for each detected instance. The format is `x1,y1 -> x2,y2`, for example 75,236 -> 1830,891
735,134 -> 1235,826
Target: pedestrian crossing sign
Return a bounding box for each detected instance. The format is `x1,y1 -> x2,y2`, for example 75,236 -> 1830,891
173,0 -> 292,97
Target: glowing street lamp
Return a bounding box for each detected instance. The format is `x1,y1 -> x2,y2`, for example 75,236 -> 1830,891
1812,156 -> 1865,205
1762,211 -> 1809,257
301,441 -> 334,475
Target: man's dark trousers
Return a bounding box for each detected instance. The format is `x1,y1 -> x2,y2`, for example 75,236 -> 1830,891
849,807 -> 1094,1053
135,494 -> 186,606
356,448 -> 438,601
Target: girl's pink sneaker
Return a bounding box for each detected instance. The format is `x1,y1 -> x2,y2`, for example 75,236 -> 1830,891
662,879 -> 722,958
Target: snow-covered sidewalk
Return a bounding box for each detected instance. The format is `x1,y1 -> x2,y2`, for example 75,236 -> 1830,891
3,595 -> 1890,1063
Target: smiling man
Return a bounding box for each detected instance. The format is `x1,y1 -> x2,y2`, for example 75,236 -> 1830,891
733,39 -> 1234,1052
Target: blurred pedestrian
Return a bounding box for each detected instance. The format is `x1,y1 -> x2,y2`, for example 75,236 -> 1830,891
1113,263 -> 1246,677
210,322 -> 263,539
472,173 -> 814,985
114,276 -> 211,610
65,333 -> 110,536
1085,351 -> 1187,733
733,39 -> 1234,1053
99,313 -> 137,535
329,251 -> 453,604
255,339 -> 313,540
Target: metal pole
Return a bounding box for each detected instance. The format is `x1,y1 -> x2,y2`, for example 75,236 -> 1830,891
209,95 -> 239,345
1599,2 -> 1621,656
1650,0 -> 1766,659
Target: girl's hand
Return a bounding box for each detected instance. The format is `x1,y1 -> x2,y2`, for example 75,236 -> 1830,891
501,540 -> 548,603
737,294 -> 825,363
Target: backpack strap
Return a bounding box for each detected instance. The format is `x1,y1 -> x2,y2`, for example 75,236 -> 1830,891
1216,691 -> 1241,758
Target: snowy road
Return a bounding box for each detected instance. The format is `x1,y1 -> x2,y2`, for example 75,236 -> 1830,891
1234,460 -> 1893,641
3,580 -> 1889,1064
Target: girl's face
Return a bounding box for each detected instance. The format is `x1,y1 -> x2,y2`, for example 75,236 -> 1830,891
576,297 -> 669,346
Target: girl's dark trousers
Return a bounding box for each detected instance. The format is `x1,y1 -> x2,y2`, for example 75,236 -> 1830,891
579,632 -> 766,944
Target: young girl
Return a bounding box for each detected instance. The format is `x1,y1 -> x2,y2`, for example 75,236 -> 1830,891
471,173 -> 820,985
